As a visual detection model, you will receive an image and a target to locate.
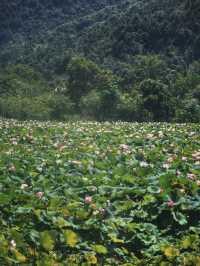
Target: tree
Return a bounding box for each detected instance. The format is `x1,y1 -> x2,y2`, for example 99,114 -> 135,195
174,97 -> 200,122
116,91 -> 145,121
49,94 -> 74,120
79,90 -> 102,119
140,79 -> 174,121
67,56 -> 102,103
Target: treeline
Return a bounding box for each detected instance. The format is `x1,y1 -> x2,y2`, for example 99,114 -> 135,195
0,0 -> 200,122
0,54 -> 200,122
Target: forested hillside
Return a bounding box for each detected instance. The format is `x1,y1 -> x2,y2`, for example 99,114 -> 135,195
0,0 -> 121,44
0,0 -> 200,122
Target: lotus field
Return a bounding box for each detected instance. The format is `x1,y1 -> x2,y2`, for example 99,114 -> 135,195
0,120 -> 200,265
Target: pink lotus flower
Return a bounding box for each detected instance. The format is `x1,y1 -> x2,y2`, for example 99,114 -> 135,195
167,200 -> 175,208
140,161 -> 149,167
8,165 -> 16,173
176,170 -> 181,176
90,186 -> 97,192
192,151 -> 200,161
84,196 -> 92,204
12,140 -> 18,145
159,188 -> 164,194
106,200 -> 111,206
196,180 -> 200,187
36,191 -> 44,199
120,144 -> 130,151
163,163 -> 170,169
10,239 -> 16,249
59,145 -> 65,152
99,208 -> 105,215
20,183 -> 28,190
187,173 -> 196,180
146,133 -> 154,139
167,157 -> 174,163
182,156 -> 187,161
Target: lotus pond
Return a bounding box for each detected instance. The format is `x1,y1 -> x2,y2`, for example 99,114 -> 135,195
0,120 -> 200,265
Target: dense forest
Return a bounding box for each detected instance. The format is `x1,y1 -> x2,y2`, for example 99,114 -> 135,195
0,0 -> 200,122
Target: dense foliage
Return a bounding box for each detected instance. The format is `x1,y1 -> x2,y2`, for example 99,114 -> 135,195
0,120 -> 200,265
0,0 -> 200,121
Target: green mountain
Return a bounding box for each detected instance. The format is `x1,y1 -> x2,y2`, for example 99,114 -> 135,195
0,0 -> 200,122
0,0 -> 122,43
